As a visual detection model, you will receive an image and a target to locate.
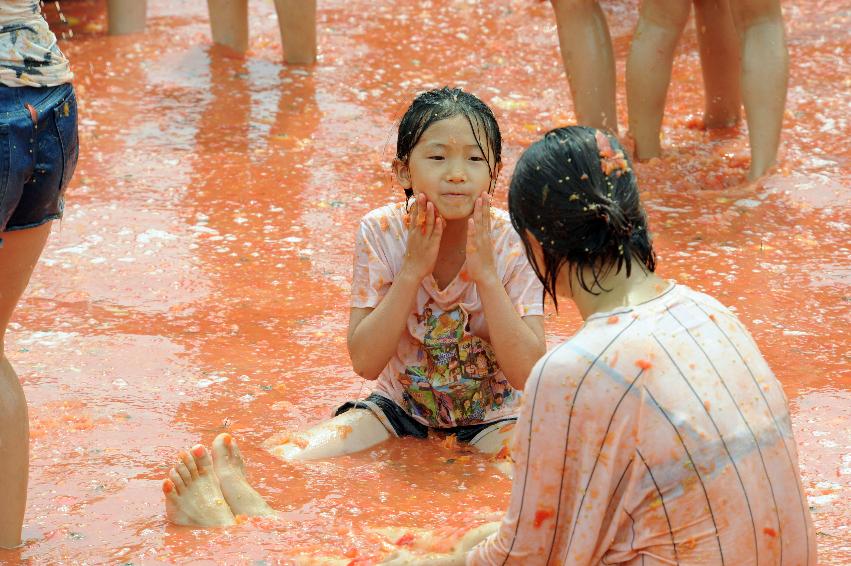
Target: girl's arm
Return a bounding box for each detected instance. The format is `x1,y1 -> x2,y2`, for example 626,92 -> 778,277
348,195 -> 443,379
347,269 -> 420,379
381,522 -> 501,566
466,196 -> 546,389
477,281 -> 545,389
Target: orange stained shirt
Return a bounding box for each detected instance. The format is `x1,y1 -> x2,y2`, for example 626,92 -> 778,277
469,284 -> 816,566
351,202 -> 543,429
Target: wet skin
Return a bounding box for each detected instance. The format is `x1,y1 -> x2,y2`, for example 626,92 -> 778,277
0,224 -> 52,549
2,0 -> 847,563
164,434 -> 275,527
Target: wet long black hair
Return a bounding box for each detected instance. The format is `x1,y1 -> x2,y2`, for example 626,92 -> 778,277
508,126 -> 655,309
396,87 -> 502,199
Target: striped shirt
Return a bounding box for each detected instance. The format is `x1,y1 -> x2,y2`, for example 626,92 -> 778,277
469,283 -> 815,565
1,0 -> 72,87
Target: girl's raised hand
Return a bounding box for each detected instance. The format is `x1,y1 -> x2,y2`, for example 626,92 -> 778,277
402,193 -> 444,281
465,193 -> 498,285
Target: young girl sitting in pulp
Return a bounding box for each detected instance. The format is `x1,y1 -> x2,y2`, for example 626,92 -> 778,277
161,87 -> 547,527
383,126 -> 814,565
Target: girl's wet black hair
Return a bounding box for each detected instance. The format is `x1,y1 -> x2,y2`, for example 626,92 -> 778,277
396,87 -> 502,200
508,126 -> 656,310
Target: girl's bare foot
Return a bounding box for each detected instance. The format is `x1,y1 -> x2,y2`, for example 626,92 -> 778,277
163,445 -> 236,527
211,433 -> 277,518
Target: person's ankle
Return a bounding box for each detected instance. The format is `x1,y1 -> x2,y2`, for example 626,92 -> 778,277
748,155 -> 776,181
703,107 -> 740,129
0,535 -> 23,550
631,137 -> 661,162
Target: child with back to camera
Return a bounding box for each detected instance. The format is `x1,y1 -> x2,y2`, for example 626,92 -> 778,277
159,88 -> 547,527
382,126 -> 815,564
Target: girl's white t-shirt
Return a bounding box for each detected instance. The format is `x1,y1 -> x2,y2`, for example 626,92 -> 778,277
351,202 -> 544,429
1,1 -> 72,87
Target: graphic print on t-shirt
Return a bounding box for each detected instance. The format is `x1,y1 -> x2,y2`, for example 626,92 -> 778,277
0,1 -> 73,87
399,303 -> 514,427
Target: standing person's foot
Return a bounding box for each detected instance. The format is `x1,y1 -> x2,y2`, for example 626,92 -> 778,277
163,445 -> 236,526
748,160 -> 775,182
211,433 -> 277,518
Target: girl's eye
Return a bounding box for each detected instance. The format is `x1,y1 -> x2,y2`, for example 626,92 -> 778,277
470,156 -> 485,162
428,156 -> 445,160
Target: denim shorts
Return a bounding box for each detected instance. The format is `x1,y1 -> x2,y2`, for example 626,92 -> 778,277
0,82 -> 79,244
335,393 -> 517,444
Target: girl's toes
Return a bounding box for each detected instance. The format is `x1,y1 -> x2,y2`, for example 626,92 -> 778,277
191,444 -> 214,475
162,478 -> 177,499
215,432 -> 240,458
228,435 -> 243,460
179,450 -> 199,479
176,459 -> 192,485
168,468 -> 185,494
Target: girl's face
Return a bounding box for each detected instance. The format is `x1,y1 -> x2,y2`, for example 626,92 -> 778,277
395,115 -> 499,221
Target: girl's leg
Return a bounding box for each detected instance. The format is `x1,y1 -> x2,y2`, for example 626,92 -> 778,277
549,1 -> 618,132
264,408 -> 391,461
694,0 -> 742,128
729,0 -> 788,179
0,224 -> 51,549
165,415 -> 383,528
106,0 -> 147,35
273,0 -> 317,65
626,0 -> 692,160
206,0 -> 250,54
469,421 -> 517,478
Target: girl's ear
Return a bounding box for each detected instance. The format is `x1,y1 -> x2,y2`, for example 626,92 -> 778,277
393,158 -> 412,189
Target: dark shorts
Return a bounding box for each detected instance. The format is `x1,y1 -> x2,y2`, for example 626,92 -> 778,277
0,82 -> 79,244
335,393 -> 517,444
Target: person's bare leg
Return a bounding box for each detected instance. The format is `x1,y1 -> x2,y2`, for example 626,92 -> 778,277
550,0 -> 618,132
210,433 -> 276,518
729,0 -> 788,179
379,522 -> 501,564
163,445 -> 236,527
106,0 -> 147,35
206,0 -> 249,54
469,420 -> 517,478
0,224 -> 51,549
695,0 -> 742,128
263,408 -> 390,461
274,0 -> 317,65
626,0 -> 692,160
